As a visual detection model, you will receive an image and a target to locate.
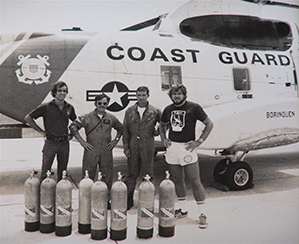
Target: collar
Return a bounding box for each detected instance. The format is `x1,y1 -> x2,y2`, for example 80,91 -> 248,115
93,109 -> 106,118
134,101 -> 149,111
50,99 -> 68,107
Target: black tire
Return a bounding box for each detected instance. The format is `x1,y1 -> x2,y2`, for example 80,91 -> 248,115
224,161 -> 253,190
213,159 -> 231,184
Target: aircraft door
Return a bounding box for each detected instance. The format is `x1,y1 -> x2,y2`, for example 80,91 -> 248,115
293,69 -> 299,97
290,51 -> 299,97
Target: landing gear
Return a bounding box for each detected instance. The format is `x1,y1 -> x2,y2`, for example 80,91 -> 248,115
223,161 -> 253,190
213,158 -> 231,184
213,151 -> 254,191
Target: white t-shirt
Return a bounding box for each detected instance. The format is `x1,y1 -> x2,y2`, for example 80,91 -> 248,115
137,106 -> 146,119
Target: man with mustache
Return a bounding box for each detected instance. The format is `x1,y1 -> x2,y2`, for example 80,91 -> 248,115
70,94 -> 123,208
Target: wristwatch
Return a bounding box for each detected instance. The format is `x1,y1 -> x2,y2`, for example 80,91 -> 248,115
197,138 -> 204,143
115,137 -> 120,141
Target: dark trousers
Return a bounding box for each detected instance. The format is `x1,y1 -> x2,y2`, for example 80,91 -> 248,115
41,140 -> 69,182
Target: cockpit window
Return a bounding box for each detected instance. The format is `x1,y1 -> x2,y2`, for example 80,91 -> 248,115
180,15 -> 292,51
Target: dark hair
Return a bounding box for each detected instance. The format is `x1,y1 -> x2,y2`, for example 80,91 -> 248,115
51,81 -> 68,97
137,86 -> 150,95
168,84 -> 187,98
94,93 -> 110,103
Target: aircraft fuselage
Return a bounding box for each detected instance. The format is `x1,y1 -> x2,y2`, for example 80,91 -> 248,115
0,10 -> 298,152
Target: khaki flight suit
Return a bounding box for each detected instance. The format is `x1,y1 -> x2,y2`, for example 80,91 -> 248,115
75,110 -> 123,189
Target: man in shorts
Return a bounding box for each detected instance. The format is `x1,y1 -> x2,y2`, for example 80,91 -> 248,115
159,84 -> 213,229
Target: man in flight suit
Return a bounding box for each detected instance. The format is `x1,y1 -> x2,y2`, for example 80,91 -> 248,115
123,86 -> 161,210
70,94 -> 123,203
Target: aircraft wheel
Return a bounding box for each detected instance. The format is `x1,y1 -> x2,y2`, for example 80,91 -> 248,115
213,159 -> 231,184
224,161 -> 253,190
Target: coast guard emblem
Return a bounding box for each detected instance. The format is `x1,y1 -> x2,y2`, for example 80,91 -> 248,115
15,54 -> 51,85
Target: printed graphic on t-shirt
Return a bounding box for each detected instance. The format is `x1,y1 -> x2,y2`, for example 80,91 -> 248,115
170,110 -> 186,132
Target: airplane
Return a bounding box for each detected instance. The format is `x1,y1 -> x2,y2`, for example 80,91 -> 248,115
1,0 -> 298,191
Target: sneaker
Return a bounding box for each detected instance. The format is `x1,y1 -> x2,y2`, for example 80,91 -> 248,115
174,209 -> 188,219
198,213 -> 208,229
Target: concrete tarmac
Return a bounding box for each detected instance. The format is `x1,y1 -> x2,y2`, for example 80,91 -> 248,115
1,138 -> 299,243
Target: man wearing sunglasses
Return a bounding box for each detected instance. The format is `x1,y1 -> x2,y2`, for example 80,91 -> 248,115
70,94 -> 123,205
25,81 -> 77,182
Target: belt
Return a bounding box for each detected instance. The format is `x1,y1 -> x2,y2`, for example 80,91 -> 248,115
46,135 -> 68,142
